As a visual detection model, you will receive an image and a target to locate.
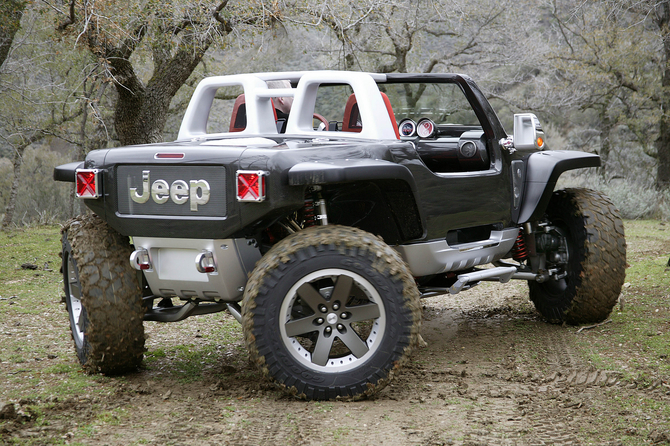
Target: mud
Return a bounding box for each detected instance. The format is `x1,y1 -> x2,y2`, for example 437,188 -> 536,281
3,260 -> 670,445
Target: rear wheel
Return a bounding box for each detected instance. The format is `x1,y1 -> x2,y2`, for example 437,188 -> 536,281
62,214 -> 145,373
241,225 -> 421,400
529,188 -> 626,324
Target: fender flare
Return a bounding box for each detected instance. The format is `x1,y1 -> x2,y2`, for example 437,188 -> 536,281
53,161 -> 84,183
516,150 -> 600,224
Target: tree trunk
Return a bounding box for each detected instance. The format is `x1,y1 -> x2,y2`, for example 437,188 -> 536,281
1,1 -> 28,228
0,0 -> 25,69
656,2 -> 670,190
658,53 -> 670,189
2,147 -> 25,229
599,105 -> 614,179
112,47 -> 208,145
56,2 -> 241,147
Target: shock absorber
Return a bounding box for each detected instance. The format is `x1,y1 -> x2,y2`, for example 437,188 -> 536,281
303,186 -> 328,227
511,228 -> 529,262
315,192 -> 328,225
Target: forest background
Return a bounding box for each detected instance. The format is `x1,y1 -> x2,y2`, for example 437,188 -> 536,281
2,0 -> 670,228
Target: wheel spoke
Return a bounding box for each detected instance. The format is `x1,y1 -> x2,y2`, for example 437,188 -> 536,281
296,283 -> 326,312
285,316 -> 317,337
346,302 -> 380,322
76,310 -> 85,333
311,333 -> 336,366
68,261 -> 82,300
69,281 -> 81,300
278,265 -> 390,375
337,329 -> 369,358
331,275 -> 353,303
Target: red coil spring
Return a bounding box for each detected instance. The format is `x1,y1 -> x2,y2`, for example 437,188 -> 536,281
303,195 -> 316,227
511,230 -> 528,261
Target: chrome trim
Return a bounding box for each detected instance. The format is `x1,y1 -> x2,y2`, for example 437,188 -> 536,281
154,153 -> 185,159
226,303 -> 243,323
510,272 -> 539,281
129,248 -> 152,271
417,118 -> 437,138
125,168 -> 214,212
449,266 -> 517,294
398,118 -> 417,137
395,227 -> 519,277
144,301 -> 228,322
195,251 -> 217,274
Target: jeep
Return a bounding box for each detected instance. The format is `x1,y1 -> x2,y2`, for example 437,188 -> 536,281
54,71 -> 626,400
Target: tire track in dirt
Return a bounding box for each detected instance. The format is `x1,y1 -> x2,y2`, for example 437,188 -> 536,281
226,416 -> 299,446
539,325 -> 581,370
409,292 -> 618,446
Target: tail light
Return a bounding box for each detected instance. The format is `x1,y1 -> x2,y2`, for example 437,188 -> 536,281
236,170 -> 267,202
75,169 -> 101,198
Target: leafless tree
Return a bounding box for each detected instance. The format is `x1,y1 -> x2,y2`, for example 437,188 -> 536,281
492,0 -> 668,184
292,0 -> 515,74
54,0 -> 279,146
1,5 -> 93,228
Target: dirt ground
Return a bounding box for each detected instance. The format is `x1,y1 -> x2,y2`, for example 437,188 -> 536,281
2,223 -> 670,445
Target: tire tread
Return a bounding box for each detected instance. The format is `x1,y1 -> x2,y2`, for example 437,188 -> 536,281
62,214 -> 145,374
529,188 -> 626,324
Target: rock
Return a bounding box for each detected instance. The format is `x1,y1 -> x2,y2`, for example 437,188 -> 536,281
209,380 -> 225,391
0,403 -> 16,420
649,430 -> 670,444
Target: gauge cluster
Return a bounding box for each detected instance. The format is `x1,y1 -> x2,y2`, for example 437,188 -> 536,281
398,118 -> 438,139
398,117 -> 491,173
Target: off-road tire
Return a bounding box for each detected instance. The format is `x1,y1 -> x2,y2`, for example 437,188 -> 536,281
529,188 -> 626,324
62,214 -> 145,374
241,225 -> 421,400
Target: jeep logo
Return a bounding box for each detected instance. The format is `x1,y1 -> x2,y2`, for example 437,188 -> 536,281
130,170 -> 210,211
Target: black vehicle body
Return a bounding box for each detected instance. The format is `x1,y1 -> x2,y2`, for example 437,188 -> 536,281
54,72 -> 598,251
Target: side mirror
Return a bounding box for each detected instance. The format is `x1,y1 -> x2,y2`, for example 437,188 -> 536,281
513,113 -> 546,150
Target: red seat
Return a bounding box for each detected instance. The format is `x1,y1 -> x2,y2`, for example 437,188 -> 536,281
342,93 -> 400,139
229,94 -> 247,132
228,94 -> 278,133
342,94 -> 362,133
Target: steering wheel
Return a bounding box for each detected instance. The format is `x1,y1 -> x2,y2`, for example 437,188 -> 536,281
313,113 -> 329,130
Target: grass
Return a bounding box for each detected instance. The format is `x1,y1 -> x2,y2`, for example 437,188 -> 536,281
1,220 -> 670,445
0,225 -> 102,402
0,225 -> 62,305
570,220 -> 670,382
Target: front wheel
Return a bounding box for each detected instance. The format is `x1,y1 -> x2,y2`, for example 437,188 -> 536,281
529,188 -> 626,324
241,225 -> 421,400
